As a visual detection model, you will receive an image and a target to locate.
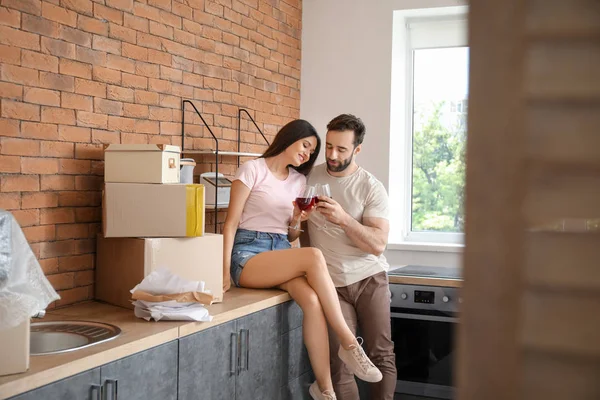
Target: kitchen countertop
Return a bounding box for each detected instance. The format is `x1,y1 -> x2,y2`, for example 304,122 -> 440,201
0,287 -> 291,400
387,265 -> 463,288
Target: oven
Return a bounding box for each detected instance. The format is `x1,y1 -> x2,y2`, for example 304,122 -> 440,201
389,283 -> 459,399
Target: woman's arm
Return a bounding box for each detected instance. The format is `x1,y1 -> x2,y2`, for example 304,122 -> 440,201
222,180 -> 251,292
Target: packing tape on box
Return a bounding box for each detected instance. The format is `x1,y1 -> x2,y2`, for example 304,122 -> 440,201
185,184 -> 204,236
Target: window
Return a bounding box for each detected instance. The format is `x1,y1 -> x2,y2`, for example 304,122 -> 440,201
389,13 -> 468,245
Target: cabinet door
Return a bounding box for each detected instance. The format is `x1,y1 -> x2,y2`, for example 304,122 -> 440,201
100,341 -> 178,400
236,305 -> 282,400
178,321 -> 237,400
10,368 -> 101,400
281,326 -> 311,383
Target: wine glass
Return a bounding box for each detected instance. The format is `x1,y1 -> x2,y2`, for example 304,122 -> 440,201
289,185 -> 315,231
315,183 -> 331,230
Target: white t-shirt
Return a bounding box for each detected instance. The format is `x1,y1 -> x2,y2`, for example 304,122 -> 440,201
235,158 -> 306,235
307,163 -> 390,287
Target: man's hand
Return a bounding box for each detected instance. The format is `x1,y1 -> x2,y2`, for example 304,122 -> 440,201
316,196 -> 351,227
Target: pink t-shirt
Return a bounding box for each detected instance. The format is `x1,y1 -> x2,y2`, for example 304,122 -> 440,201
234,158 -> 306,234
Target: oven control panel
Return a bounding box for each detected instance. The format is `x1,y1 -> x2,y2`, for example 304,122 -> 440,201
390,284 -> 460,313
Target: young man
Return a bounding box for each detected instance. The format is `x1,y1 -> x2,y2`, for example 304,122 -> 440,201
303,114 -> 396,399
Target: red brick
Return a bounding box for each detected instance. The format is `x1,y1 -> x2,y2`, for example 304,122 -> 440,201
39,257 -> 59,274
159,94 -> 179,109
0,44 -> 20,65
75,46 -> 107,66
0,154 -> 20,173
39,72 -> 75,92
91,128 -> 119,144
92,35 -> 121,55
75,207 -> 100,222
106,85 -> 133,102
106,54 -> 135,73
55,286 -> 91,307
133,3 -> 160,21
2,0 -> 41,16
75,78 -> 106,97
146,49 -> 171,66
92,66 -> 121,85
59,158 -> 91,174
107,115 -> 135,132
1,64 -> 39,86
41,37 -> 76,59
56,223 -> 89,240
21,157 -> 58,174
58,59 -> 92,79
121,132 -> 148,144
74,269 -> 94,286
0,81 -> 22,100
148,77 -> 171,93
59,25 -> 92,47
124,13 -> 148,32
134,89 -> 159,105
58,191 -> 100,206
41,106 -> 75,125
172,2 -> 192,19
43,242 -> 76,259
121,43 -> 147,61
61,0 -> 93,16
149,20 -> 172,39
21,50 -> 58,73
22,192 -> 58,209
121,73 -> 147,89
77,15 -> 108,36
134,61 -> 159,78
58,253 -> 93,272
1,137 -> 40,157
21,121 -> 58,140
76,111 -> 108,129
160,9 -> 181,29
41,2 -> 77,27
60,92 -> 92,112
109,23 -> 136,44
134,119 -> 159,134
93,98 -> 122,116
149,0 -> 170,11
0,5 -> 21,28
22,13 -> 59,37
136,32 -> 162,50
123,103 -> 149,118
159,65 -> 183,82
0,192 -> 20,209
148,106 -> 172,121
0,174 -> 39,192
0,25 -> 39,50
40,174 -> 74,190
1,99 -> 40,121
23,87 -> 60,107
59,125 -> 91,142
94,5 -> 122,24
75,175 -> 102,190
12,209 -> 40,227
41,140 -> 74,157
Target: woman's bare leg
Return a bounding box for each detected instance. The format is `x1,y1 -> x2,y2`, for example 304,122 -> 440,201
280,277 -> 333,393
239,247 -> 356,348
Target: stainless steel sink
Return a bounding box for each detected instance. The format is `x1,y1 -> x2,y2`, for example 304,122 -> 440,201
30,321 -> 121,355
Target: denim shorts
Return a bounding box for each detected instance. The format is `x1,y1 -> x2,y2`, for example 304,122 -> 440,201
230,228 -> 291,287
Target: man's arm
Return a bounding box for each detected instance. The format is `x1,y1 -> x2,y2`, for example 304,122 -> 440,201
340,216 -> 389,256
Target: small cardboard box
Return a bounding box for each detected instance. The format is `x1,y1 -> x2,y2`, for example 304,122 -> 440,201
103,183 -> 205,237
95,234 -> 224,309
0,319 -> 30,376
104,144 -> 181,184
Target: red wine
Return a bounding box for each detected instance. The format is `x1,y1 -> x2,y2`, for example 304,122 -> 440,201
313,196 -> 320,204
296,197 -> 314,211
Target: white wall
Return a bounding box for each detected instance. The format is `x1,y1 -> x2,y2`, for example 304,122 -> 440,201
300,0 -> 467,268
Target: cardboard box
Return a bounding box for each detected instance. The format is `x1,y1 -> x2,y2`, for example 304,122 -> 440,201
103,183 -> 205,237
104,144 -> 181,184
95,234 -> 223,309
0,319 -> 30,376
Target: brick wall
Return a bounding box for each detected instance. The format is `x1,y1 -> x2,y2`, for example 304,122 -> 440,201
0,0 -> 302,307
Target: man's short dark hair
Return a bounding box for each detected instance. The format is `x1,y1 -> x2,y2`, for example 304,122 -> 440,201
327,114 -> 366,147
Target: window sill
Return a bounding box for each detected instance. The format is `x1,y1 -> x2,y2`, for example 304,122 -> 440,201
386,242 -> 464,253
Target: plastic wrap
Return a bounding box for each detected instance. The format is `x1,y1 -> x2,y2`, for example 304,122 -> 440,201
0,210 -> 59,330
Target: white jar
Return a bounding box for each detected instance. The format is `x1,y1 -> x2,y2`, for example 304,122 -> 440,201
179,158 -> 196,184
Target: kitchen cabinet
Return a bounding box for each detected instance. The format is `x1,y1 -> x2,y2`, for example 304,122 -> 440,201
9,368 -> 101,400
178,321 -> 237,400
100,341 -> 178,400
280,301 -> 313,400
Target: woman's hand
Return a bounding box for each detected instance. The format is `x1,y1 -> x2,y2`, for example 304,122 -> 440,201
292,200 -> 313,223
223,274 -> 231,292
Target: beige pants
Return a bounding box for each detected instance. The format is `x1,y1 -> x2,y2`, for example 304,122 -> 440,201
328,271 -> 397,400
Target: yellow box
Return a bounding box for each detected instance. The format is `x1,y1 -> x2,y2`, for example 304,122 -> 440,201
103,183 -> 205,237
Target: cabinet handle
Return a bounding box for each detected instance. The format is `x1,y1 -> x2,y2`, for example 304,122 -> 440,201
103,379 -> 118,400
240,328 -> 250,371
91,384 -> 102,400
230,332 -> 238,376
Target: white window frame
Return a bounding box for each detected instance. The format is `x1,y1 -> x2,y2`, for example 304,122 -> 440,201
389,9 -> 468,246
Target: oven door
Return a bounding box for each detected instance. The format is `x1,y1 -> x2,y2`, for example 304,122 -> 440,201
391,308 -> 457,399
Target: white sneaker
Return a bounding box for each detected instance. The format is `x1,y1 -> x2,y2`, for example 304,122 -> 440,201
337,337 -> 383,383
309,381 -> 337,400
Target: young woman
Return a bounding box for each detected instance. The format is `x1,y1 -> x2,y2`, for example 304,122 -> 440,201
222,119 -> 382,400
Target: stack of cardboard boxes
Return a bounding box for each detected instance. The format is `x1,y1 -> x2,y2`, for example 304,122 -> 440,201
96,144 -> 224,310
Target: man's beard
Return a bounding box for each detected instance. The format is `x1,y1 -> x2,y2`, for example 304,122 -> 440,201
327,155 -> 353,172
